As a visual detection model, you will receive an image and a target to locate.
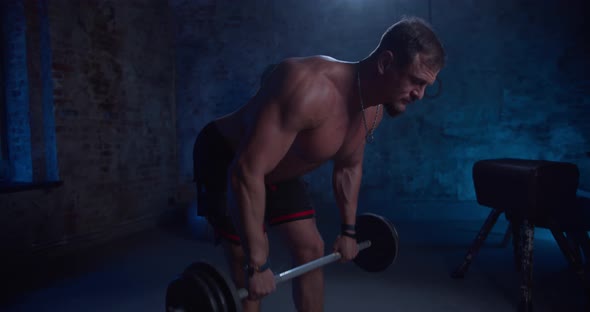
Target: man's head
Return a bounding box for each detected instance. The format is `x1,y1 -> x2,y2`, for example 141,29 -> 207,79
369,17 -> 446,117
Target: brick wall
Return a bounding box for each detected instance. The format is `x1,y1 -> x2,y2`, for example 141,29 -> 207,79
1,0 -> 587,255
0,0 -> 177,256
171,0 -> 590,214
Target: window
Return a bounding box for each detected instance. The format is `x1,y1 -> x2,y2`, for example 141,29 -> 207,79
1,6 -> 8,181
0,1 -> 61,192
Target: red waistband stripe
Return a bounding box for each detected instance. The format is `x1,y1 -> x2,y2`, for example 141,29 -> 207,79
269,210 -> 315,224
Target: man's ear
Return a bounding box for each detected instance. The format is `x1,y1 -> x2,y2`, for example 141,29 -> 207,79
377,50 -> 395,75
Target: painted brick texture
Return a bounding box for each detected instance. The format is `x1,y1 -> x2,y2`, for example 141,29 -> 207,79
1,0 -> 177,254
171,0 -> 589,209
1,0 -> 588,255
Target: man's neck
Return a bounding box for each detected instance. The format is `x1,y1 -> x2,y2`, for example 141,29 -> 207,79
356,58 -> 382,110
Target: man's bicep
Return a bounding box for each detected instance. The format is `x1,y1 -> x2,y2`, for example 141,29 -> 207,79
232,60 -> 318,177
332,146 -> 365,193
334,143 -> 366,171
233,102 -> 301,177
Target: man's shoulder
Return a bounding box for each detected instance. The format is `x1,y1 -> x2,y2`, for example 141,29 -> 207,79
280,55 -> 338,64
278,55 -> 340,76
269,57 -> 338,95
266,57 -> 342,127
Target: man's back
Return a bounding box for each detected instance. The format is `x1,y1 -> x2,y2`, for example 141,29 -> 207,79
214,56 -> 382,183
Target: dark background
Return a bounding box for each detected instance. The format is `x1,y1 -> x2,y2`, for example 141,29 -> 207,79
1,0 -> 588,276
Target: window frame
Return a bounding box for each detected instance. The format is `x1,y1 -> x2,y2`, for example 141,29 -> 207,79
0,8 -> 9,179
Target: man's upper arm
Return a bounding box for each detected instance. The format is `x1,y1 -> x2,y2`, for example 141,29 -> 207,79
334,141 -> 366,171
232,62 -> 319,177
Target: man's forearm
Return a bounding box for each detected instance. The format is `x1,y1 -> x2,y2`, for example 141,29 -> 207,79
332,165 -> 362,226
229,170 -> 268,266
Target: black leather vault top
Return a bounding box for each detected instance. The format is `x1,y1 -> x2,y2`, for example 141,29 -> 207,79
472,158 -> 580,227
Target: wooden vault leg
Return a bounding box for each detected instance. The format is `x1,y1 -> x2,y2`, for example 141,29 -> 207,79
518,219 -> 535,312
451,209 -> 503,279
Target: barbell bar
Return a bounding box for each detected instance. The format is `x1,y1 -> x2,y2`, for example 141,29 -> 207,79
166,213 -> 399,312
236,240 -> 372,299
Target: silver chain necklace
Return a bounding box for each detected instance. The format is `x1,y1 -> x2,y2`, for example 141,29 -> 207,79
357,63 -> 381,143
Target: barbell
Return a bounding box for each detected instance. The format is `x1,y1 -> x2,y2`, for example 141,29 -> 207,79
165,213 -> 399,312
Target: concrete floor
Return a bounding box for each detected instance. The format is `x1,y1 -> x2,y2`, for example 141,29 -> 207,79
1,203 -> 588,312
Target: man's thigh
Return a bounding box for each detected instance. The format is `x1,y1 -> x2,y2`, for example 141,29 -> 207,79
265,178 -> 315,226
274,217 -> 323,252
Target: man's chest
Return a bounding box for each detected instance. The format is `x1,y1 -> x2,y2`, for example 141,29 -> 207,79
289,116 -> 366,164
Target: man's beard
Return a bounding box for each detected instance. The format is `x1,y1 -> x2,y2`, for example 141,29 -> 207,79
384,102 -> 404,117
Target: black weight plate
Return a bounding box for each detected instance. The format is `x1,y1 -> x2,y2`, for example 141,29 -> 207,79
165,277 -> 186,311
194,262 -> 243,312
184,262 -> 236,312
166,273 -> 217,312
191,266 -> 227,311
353,213 -> 399,272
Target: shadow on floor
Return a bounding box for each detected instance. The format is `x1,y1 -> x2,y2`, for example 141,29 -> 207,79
1,201 -> 589,311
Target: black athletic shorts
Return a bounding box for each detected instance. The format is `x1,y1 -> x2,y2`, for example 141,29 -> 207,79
193,121 -> 315,244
